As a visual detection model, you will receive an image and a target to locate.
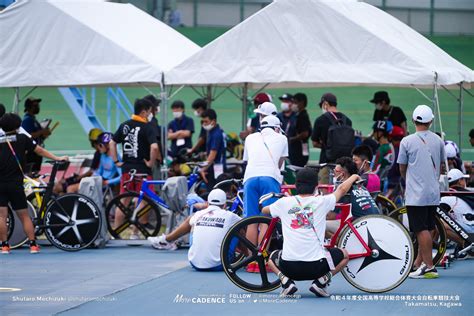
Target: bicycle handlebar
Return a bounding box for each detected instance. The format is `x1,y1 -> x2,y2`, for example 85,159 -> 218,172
213,178 -> 243,190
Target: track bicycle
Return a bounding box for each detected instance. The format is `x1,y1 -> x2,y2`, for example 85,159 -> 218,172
7,161 -> 102,251
221,192 -> 414,293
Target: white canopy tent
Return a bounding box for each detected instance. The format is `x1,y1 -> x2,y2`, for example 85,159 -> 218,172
166,0 -> 473,148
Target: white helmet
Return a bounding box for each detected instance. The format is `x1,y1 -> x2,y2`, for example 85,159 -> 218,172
208,189 -> 227,205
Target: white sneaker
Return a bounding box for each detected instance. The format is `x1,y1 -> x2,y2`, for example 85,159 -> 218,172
310,282 -> 330,297
148,235 -> 177,251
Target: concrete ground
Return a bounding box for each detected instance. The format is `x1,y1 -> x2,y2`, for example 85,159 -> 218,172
1,243 -> 473,316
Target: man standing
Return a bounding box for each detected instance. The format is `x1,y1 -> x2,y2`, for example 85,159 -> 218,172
21,97 -> 51,172
189,98 -> 208,155
370,91 -> 407,135
277,94 -> 297,164
200,109 -> 226,188
143,94 -> 163,180
398,105 -> 445,279
290,93 -> 312,167
167,100 -> 194,158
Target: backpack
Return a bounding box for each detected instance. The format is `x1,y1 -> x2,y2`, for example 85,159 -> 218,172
324,112 -> 355,162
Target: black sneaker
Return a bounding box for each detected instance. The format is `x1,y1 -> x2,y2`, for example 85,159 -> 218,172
310,281 -> 330,297
280,277 -> 298,296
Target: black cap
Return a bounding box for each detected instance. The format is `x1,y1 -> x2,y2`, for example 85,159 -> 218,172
296,168 -> 318,188
278,93 -> 293,101
318,93 -> 337,107
24,97 -> 42,109
370,91 -> 389,104
143,94 -> 161,109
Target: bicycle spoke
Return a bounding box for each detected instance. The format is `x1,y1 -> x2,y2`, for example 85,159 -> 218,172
115,219 -> 133,235
230,254 -> 255,272
72,224 -> 83,244
136,205 -> 152,219
55,225 -> 72,238
53,211 -> 70,224
116,201 -> 133,218
70,200 -> 79,221
135,222 -> 151,237
235,233 -> 258,254
258,260 -> 270,286
75,218 -> 97,225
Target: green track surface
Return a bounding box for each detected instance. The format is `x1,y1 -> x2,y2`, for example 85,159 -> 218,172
1,28 -> 473,160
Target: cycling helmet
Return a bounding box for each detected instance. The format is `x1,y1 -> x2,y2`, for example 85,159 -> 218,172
97,132 -> 113,145
445,143 -> 457,159
253,92 -> 272,105
390,126 -> 404,138
88,128 -> 103,141
372,120 -> 393,133
226,132 -> 240,144
445,140 -> 459,157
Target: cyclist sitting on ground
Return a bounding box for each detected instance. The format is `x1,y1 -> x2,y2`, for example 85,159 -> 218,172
262,167 -> 360,297
0,113 -> 68,254
148,189 -> 241,271
53,128 -> 103,194
93,132 -> 122,190
352,145 -> 380,193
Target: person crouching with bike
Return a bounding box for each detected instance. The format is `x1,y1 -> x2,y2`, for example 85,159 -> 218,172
261,167 -> 360,297
0,113 -> 68,254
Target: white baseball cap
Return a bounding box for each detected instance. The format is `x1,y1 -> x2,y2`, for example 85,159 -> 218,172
254,102 -> 277,116
445,143 -> 457,159
260,115 -> 281,128
447,168 -> 469,183
207,189 -> 227,205
412,105 -> 434,123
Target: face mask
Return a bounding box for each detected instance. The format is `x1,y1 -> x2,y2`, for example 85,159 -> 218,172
291,104 -> 299,112
203,123 -> 214,131
375,104 -> 383,111
147,113 -> 153,122
321,106 -> 327,114
359,161 -> 367,173
280,102 -> 290,112
173,111 -> 183,119
194,110 -> 200,117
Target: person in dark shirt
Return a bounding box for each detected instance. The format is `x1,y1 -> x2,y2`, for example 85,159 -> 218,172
189,98 -> 208,155
289,93 -> 312,167
21,97 -> 52,172
167,100 -> 194,158
200,109 -> 226,189
0,113 -> 67,254
370,91 -> 407,135
143,94 -> 164,181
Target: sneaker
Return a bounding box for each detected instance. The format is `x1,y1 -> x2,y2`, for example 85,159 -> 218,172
280,278 -> 298,296
129,233 -> 140,240
1,244 -> 10,254
314,272 -> 332,287
310,281 -> 330,298
30,244 -> 40,254
410,262 -> 425,273
147,235 -> 177,251
246,261 -> 258,273
457,252 -> 474,260
409,265 -> 438,279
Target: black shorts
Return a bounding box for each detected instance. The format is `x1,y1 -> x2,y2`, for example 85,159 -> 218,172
406,205 -> 437,233
270,248 -> 344,281
0,182 -> 28,210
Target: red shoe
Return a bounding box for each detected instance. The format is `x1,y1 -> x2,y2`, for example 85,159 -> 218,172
246,261 -> 258,273
1,244 -> 10,254
30,244 -> 40,254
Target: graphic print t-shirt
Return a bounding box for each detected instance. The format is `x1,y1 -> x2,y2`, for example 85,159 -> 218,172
113,119 -> 157,174
188,206 -> 241,269
270,194 -> 336,261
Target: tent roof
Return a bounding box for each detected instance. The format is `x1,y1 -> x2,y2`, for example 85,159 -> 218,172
166,0 -> 474,88
0,0 -> 200,87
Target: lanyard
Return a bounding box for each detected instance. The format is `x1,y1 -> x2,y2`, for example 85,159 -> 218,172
6,138 -> 25,175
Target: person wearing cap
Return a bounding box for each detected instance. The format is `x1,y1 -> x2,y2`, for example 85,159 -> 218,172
21,97 -> 51,172
239,92 -> 273,140
242,115 -> 288,272
440,169 -> 474,259
188,98 -> 208,155
370,91 -> 407,135
0,104 -> 32,139
398,105 -> 446,279
167,100 -> 194,158
262,168 -> 360,297
289,93 -> 312,167
148,189 -> 241,271
311,93 -> 353,182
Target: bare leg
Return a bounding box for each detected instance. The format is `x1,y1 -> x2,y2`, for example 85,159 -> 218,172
444,223 -> 465,246
413,244 -> 423,268
417,230 -> 434,268
16,209 -> 35,240
114,196 -> 131,229
165,217 -> 192,242
0,207 -> 8,242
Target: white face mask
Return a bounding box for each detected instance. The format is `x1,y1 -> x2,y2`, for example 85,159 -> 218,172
203,123 -> 214,131
280,102 -> 290,112
375,104 -> 383,111
321,106 -> 327,114
194,110 -> 200,117
147,113 -> 153,122
172,111 -> 183,119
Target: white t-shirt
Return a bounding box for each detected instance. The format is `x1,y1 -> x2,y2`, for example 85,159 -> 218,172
270,194 -> 337,261
243,128 -> 288,184
441,196 -> 474,233
188,205 -> 241,269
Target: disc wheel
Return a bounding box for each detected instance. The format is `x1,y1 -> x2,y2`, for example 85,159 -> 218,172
389,206 -> 446,266
43,194 -> 102,251
337,215 -> 414,293
105,192 -> 161,239
221,216 -> 283,293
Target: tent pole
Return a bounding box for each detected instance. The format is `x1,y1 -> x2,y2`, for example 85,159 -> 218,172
433,73 -> 444,138
12,87 -> 20,113
160,74 -> 168,178
242,83 -> 248,131
458,82 -> 464,157
206,85 -> 213,108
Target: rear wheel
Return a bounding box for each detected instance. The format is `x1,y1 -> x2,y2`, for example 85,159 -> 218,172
375,194 -> 397,216
8,201 -> 37,249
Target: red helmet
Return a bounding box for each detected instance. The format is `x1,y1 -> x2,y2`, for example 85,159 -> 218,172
253,92 -> 272,105
390,126 -> 404,138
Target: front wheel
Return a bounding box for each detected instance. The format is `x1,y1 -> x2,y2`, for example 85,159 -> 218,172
337,215 -> 414,293
43,194 -> 102,251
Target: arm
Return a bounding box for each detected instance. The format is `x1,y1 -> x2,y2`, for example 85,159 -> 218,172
262,205 -> 271,214
290,131 -> 309,143
401,121 -> 408,135
312,140 -> 322,148
144,143 -> 159,168
189,137 -> 205,153
399,164 -> 407,179
175,130 -> 192,138
107,166 -> 122,187
109,140 -> 119,163
34,146 -> 67,161
333,174 -> 360,202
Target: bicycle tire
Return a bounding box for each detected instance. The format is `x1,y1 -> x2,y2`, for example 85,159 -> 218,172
221,216 -> 283,293
8,201 -> 37,249
389,207 -> 446,266
105,192 -> 161,239
375,194 -> 397,216
337,215 -> 414,293
43,194 -> 102,251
